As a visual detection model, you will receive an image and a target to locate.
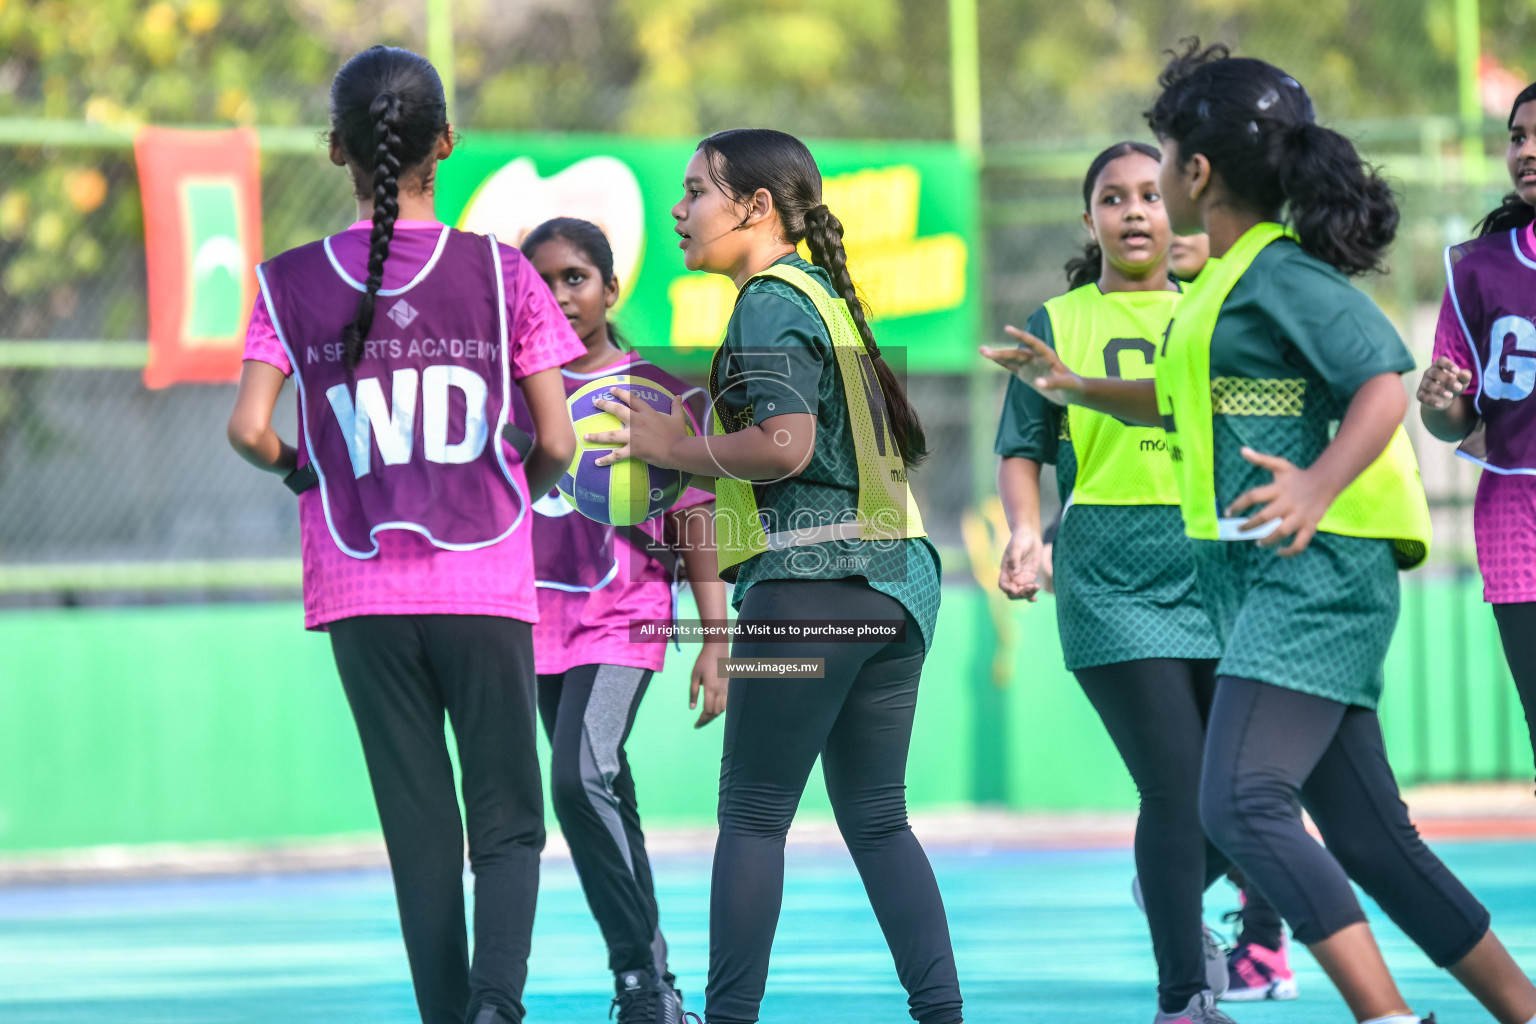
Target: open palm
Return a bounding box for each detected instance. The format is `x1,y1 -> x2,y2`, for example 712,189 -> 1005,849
979,327 -> 1081,406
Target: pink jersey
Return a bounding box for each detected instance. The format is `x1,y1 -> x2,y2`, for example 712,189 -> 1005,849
244,220 -> 585,629
1432,225 -> 1536,604
532,351 -> 715,675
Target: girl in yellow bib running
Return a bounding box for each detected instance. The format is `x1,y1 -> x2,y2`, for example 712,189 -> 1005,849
985,42 -> 1536,1024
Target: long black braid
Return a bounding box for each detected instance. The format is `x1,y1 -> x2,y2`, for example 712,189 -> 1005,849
801,203 -> 929,464
342,93 -> 403,368
329,46 -> 448,369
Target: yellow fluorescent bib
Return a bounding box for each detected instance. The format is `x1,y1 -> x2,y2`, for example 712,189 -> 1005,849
1046,284 -> 1183,506
708,264 -> 926,577
1155,221 -> 1430,569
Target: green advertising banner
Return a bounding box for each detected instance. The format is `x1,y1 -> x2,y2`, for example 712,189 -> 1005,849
435,132 -> 980,373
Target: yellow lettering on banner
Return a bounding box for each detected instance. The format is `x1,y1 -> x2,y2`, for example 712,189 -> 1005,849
821,166 -> 921,246
666,164 -> 968,350
847,233 -> 967,318
668,274 -> 739,349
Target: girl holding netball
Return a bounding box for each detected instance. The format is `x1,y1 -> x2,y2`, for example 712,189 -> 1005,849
226,46 -> 582,1024
518,216 -> 727,1024
1417,82 -> 1536,788
987,42 -> 1536,1024
993,141 -> 1236,1024
589,128 -> 963,1024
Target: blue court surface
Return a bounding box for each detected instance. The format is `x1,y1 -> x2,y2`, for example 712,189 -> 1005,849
2,841 -> 1533,1023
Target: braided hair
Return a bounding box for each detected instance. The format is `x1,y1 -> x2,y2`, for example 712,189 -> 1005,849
330,46 -> 449,369
1146,39 -> 1398,277
696,128 -> 929,466
1475,81 -> 1536,237
1065,141 -> 1163,289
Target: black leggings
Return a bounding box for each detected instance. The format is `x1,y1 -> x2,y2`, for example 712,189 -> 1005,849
330,615 -> 545,1024
538,664 -> 670,980
1493,602 -> 1536,794
1226,867 -> 1284,949
1076,659 -> 1231,1011
706,579 -> 962,1024
1200,675 -> 1490,966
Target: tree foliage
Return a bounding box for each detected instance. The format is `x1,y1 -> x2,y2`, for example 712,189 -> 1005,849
0,0 -> 1531,340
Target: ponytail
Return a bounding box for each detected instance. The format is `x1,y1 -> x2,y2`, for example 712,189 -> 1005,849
1064,243 -> 1102,290
1146,40 -> 1398,277
1475,193 -> 1536,237
1277,122 -> 1398,276
802,203 -> 929,467
341,93 -> 403,369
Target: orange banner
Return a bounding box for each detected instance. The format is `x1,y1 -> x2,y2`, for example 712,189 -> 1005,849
134,126 -> 262,388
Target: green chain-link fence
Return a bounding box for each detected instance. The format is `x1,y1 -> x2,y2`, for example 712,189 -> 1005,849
0,0 -> 1528,601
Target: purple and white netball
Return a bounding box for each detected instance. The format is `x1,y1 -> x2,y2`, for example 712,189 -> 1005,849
561,371 -> 695,525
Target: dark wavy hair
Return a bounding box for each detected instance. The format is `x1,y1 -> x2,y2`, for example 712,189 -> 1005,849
1065,141 -> 1163,289
1145,40 -> 1398,276
1475,81 -> 1536,237
330,46 -> 449,369
696,128 -> 928,466
521,217 -> 627,348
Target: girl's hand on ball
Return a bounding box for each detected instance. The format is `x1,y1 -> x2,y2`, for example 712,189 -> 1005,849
589,388 -> 688,469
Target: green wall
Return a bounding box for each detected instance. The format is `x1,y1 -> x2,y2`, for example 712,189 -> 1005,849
0,577 -> 1525,856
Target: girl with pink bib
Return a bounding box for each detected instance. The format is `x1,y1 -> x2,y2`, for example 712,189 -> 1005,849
1419,81 -> 1536,791
518,217 -> 727,1024
226,46 -> 582,1024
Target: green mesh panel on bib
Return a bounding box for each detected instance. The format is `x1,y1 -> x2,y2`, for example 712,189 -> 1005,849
1210,377 -> 1306,417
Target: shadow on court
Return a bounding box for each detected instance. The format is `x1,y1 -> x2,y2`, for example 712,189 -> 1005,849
1,843 -> 1533,1022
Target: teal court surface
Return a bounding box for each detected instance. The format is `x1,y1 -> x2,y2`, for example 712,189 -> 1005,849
2,841 -> 1534,1023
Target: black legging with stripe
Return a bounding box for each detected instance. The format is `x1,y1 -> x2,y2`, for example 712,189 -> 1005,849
537,664 -> 672,981
705,578 -> 963,1024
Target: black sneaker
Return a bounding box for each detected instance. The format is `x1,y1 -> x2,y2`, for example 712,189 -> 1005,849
610,968 -> 683,1024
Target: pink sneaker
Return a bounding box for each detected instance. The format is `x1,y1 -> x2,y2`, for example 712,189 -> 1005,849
1224,935 -> 1298,1001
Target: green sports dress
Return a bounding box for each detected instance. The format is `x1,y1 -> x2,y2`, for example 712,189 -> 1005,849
994,287 -> 1220,671
1178,239 -> 1417,708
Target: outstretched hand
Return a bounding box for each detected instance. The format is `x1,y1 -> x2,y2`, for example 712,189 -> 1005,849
588,388 -> 689,469
979,327 -> 1082,406
1225,447 -> 1335,557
